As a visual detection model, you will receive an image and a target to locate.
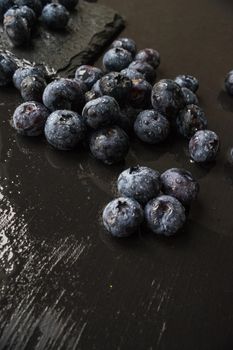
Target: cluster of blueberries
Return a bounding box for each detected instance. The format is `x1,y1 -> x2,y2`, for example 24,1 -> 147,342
103,166 -> 199,237
0,0 -> 78,46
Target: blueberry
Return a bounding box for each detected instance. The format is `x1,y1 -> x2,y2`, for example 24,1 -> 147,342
121,68 -> 144,80
145,195 -> 186,236
42,78 -> 85,113
20,75 -> 46,102
225,70 -> 233,95
13,66 -> 46,90
0,0 -> 14,22
57,0 -> 78,10
182,87 -> 199,106
99,72 -> 132,105
82,96 -> 120,129
174,74 -> 199,93
89,126 -> 129,165
0,53 -> 17,86
102,197 -> 143,237
151,79 -> 185,119
15,0 -> 42,16
128,78 -> 152,109
103,48 -> 133,72
128,61 -> 156,84
17,5 -> 36,27
117,165 -> 161,205
45,110 -> 86,150
189,130 -> 220,163
134,109 -> 170,144
226,147 -> 233,165
41,3 -> 69,30
12,101 -> 49,136
176,104 -> 208,139
4,11 -> 31,46
135,48 -> 160,69
75,65 -> 103,90
112,37 -> 137,57
161,168 -> 199,206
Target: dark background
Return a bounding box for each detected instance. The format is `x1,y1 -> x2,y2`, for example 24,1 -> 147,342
0,0 -> 233,349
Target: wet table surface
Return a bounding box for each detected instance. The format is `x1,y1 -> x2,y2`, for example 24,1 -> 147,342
0,0 -> 233,349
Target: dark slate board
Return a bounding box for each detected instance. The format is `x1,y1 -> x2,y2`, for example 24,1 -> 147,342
0,0 -> 125,76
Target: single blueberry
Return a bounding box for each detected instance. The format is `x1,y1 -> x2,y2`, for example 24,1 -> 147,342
75,65 -> 103,90
99,72 -> 132,105
20,75 -> 46,102
174,74 -> 199,93
82,96 -> 120,129
151,79 -> 185,119
112,38 -> 137,57
128,78 -> 152,109
12,101 -> 49,136
135,48 -> 160,69
0,0 -> 14,22
128,60 -> 156,84
225,70 -> 233,96
57,0 -> 78,10
0,53 -> 18,86
15,0 -> 42,16
145,195 -> 186,236
161,168 -> 199,206
189,129 -> 220,163
102,197 -> 144,237
13,66 -> 46,90
45,110 -> 86,150
134,109 -> 170,144
103,47 -> 133,72
89,126 -> 129,165
17,5 -> 36,27
121,68 -> 144,80
176,104 -> 208,139
117,165 -> 161,205
41,3 -> 69,30
42,78 -> 85,113
4,11 -> 31,46
182,87 -> 199,106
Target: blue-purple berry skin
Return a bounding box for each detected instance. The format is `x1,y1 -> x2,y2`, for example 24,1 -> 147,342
121,68 -> 144,80
0,53 -> 17,86
13,101 -> 49,136
128,60 -> 156,84
13,66 -> 45,90
99,72 -> 132,105
151,79 -> 185,119
15,0 -> 42,16
102,197 -> 144,237
41,3 -> 69,30
85,79 -> 103,102
20,75 -> 46,102
189,130 -> 220,163
45,110 -> 86,150
112,38 -> 137,57
42,78 -> 85,113
0,0 -> 14,22
135,48 -> 160,69
82,96 -> 120,129
117,165 -> 161,206
134,109 -> 170,144
103,48 -> 133,72
161,168 -> 199,207
89,126 -> 129,165
75,65 -> 103,90
174,75 -> 199,93
182,87 -> 199,106
176,104 -> 208,139
225,70 -> 233,95
226,147 -> 233,166
115,105 -> 139,133
129,78 -> 152,109
57,0 -> 78,10
4,11 -> 31,46
145,195 -> 186,236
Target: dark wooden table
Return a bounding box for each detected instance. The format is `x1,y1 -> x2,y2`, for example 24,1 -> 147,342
0,0 -> 233,349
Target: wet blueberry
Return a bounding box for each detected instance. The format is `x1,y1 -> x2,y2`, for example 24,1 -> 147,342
102,197 -> 143,237
134,109 -> 170,144
145,195 -> 186,236
17,5 -> 36,27
225,70 -> 233,96
128,78 -> 152,109
89,126 -> 129,165
135,48 -> 160,69
13,66 -> 46,90
176,104 -> 208,139
161,168 -> 199,206
99,72 -> 132,105
121,68 -> 144,80
82,96 -> 120,129
45,110 -> 86,150
103,48 -> 133,72
174,74 -> 199,93
42,78 -> 85,113
41,3 -> 69,30
57,0 -> 78,10
117,165 -> 161,206
0,53 -> 17,86
151,79 -> 185,119
128,60 -> 156,84
0,0 -> 14,22
189,130 -> 220,163
12,101 -> 49,136
75,65 -> 103,90
15,0 -> 42,16
20,75 -> 46,102
182,87 -> 199,106
112,37 -> 137,57
4,10 -> 31,46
